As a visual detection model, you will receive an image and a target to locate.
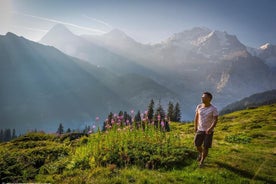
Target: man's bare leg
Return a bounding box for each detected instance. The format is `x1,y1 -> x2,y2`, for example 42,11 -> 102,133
196,146 -> 203,161
199,148 -> 209,167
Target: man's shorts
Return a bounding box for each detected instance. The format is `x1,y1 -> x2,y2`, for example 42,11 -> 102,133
194,131 -> 214,148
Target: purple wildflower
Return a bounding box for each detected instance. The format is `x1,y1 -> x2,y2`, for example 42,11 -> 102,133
157,114 -> 161,121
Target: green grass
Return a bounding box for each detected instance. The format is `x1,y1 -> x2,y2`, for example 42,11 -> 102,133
1,104 -> 275,183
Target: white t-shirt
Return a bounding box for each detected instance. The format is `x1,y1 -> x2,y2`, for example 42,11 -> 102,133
196,104 -> 219,131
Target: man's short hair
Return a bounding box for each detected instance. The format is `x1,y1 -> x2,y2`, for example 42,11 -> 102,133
203,91 -> 213,100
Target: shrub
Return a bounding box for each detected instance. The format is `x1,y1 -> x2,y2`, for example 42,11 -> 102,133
0,135 -> 69,183
69,124 -> 197,170
225,134 -> 252,144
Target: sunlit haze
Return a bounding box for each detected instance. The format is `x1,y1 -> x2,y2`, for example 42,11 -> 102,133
0,0 -> 276,47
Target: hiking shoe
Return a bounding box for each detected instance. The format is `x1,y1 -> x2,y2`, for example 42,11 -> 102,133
199,162 -> 204,168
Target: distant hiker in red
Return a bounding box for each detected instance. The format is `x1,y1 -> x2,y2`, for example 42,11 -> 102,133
194,92 -> 218,167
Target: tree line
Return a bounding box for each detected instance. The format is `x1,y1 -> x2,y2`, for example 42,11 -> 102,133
2,100 -> 181,140
56,99 -> 182,135
0,129 -> 17,142
102,99 -> 181,132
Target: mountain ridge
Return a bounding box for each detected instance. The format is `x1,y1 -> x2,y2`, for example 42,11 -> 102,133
40,25 -> 276,119
247,43 -> 276,71
220,89 -> 276,115
0,32 -> 179,132
0,32 -> 131,132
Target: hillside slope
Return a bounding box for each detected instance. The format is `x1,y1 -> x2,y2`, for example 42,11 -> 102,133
0,104 -> 275,183
0,32 -> 130,132
220,89 -> 276,115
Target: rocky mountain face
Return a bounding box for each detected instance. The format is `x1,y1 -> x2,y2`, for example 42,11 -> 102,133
247,43 -> 276,71
80,27 -> 275,116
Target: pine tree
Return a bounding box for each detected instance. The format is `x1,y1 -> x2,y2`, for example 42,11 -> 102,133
118,111 -> 123,118
66,128 -> 71,133
167,101 -> 174,121
108,112 -> 114,123
4,129 -> 11,142
57,123 -> 64,135
0,129 -> 3,142
147,99 -> 155,121
83,125 -> 90,134
123,111 -> 131,125
173,102 -> 181,122
134,110 -> 141,122
12,129 -> 17,139
154,101 -> 166,121
134,110 -> 141,129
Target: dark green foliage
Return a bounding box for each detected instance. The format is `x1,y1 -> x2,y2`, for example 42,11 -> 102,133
14,132 -> 55,142
167,101 -> 181,122
0,128 -> 17,142
225,134 -> 252,144
154,101 -> 166,121
3,129 -> 11,142
0,132 -> 69,183
88,135 -> 196,170
167,101 -> 174,121
123,111 -> 132,124
59,132 -> 88,142
173,103 -> 181,122
147,99 -> 155,121
56,123 -> 64,135
66,128 -> 71,133
134,110 -> 141,122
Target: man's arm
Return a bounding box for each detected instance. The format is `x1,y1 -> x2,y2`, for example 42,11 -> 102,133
206,116 -> 218,134
194,111 -> 199,133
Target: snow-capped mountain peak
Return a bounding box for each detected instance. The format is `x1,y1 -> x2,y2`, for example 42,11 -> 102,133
260,43 -> 271,50
195,30 -> 241,47
165,27 -> 211,44
211,31 -> 228,46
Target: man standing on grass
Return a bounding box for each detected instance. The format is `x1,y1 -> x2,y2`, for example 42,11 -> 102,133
194,92 -> 218,167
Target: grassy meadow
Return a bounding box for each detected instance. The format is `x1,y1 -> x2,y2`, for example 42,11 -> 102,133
0,104 -> 275,183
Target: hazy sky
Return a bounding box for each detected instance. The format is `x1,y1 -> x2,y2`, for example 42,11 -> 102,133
0,0 -> 275,47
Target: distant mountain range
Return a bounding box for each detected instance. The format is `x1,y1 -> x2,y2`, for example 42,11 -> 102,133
41,25 -> 275,112
0,32 -> 177,132
1,25 -> 275,132
220,89 -> 276,115
0,32 -> 130,132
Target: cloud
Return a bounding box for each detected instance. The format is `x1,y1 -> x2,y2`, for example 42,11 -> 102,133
82,14 -> 113,29
13,12 -> 106,34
